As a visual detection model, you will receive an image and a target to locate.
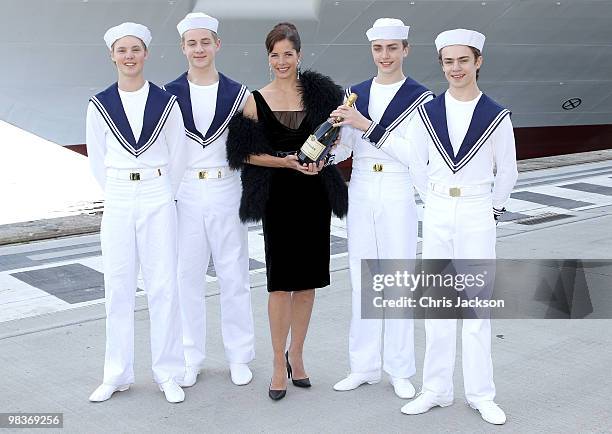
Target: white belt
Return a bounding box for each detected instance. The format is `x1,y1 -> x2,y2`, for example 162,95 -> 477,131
186,166 -> 234,180
106,167 -> 164,181
429,182 -> 491,197
352,160 -> 409,173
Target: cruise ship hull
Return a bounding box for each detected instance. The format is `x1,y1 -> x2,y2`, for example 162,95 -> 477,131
1,0 -> 610,158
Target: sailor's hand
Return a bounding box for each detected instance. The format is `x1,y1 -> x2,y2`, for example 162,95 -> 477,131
493,207 -> 506,225
330,105 -> 371,132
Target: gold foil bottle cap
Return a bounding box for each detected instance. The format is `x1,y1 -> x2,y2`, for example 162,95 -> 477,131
345,93 -> 358,107
332,92 -> 359,124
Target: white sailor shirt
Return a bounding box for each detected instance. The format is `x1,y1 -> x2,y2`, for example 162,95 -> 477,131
86,81 -> 187,195
378,90 -> 518,209
333,77 -> 433,169
164,72 -> 249,170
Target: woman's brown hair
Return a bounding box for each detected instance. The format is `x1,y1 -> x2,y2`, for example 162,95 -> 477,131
265,22 -> 301,53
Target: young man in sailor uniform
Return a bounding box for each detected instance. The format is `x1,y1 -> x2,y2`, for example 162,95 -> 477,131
366,29 -> 518,424
329,18 -> 433,399
86,23 -> 188,403
164,12 -> 255,388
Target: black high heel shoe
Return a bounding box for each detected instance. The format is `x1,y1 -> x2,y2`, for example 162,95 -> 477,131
285,351 -> 311,388
268,380 -> 286,401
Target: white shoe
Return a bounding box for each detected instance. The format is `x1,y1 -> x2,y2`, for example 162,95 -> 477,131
389,376 -> 416,399
178,367 -> 200,388
333,372 -> 381,391
158,380 -> 185,403
400,391 -> 453,415
230,363 -> 253,386
469,401 -> 506,425
89,383 -> 130,402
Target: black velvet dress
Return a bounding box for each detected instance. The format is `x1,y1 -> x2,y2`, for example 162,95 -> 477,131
252,90 -> 332,292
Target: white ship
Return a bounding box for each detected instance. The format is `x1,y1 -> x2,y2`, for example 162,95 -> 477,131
1,0 -> 611,158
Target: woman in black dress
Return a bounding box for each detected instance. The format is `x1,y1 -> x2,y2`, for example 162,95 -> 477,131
227,22 -> 347,400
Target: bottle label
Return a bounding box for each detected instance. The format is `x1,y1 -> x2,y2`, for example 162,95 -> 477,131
300,135 -> 326,161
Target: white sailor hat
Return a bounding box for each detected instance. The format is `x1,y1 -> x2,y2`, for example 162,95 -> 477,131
104,22 -> 152,50
434,28 -> 485,52
177,12 -> 219,36
366,18 -> 410,42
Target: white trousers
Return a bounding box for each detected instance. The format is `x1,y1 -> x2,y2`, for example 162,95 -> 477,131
100,175 -> 185,386
421,189 -> 496,404
176,173 -> 254,368
347,171 -> 417,378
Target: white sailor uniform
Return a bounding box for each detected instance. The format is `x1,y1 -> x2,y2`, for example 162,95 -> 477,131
333,77 -> 433,378
86,81 -> 187,386
164,72 -> 255,369
375,90 -> 518,405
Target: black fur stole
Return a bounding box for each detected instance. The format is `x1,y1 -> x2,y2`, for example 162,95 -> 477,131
227,70 -> 348,223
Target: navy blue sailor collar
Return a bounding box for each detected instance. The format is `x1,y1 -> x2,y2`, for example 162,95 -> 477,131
164,72 -> 247,148
346,76 -> 433,131
418,91 -> 511,173
90,82 -> 176,158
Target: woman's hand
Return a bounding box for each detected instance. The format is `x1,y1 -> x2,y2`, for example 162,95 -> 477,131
301,160 -> 325,174
283,154 -> 324,175
330,105 -> 371,132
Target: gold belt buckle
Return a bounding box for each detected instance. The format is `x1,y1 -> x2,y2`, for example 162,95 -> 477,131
129,172 -> 140,181
449,187 -> 461,197
373,163 -> 383,172
198,170 -> 208,179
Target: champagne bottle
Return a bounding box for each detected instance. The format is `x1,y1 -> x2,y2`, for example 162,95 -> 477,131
297,93 -> 358,165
